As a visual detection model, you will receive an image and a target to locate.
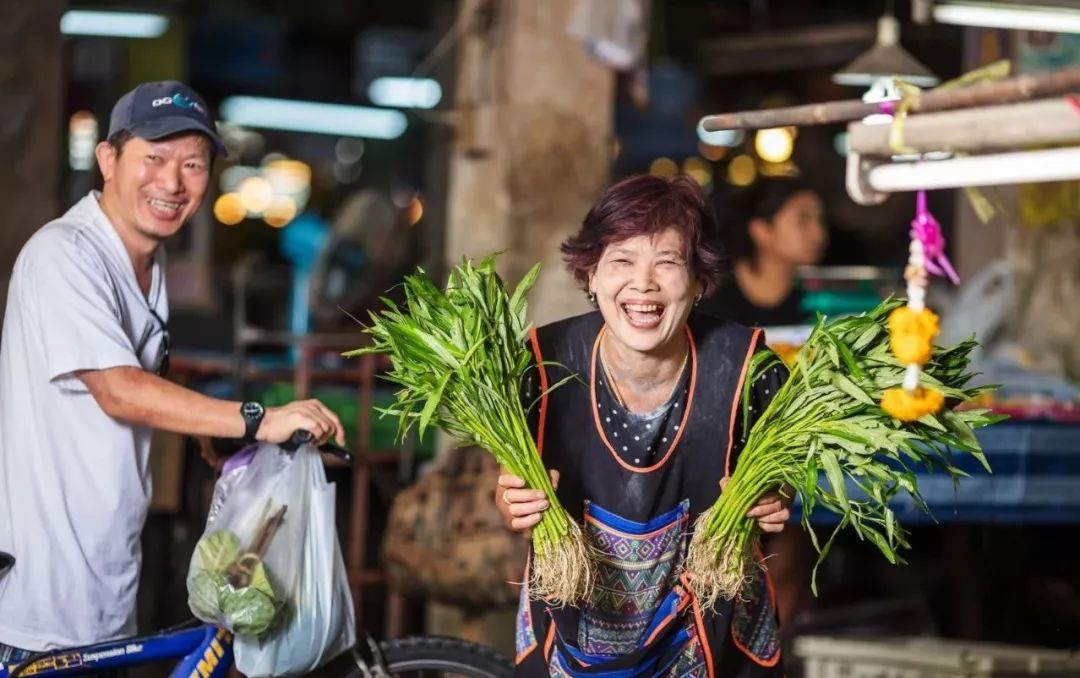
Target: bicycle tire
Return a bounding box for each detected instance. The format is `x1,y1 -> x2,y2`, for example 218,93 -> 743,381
381,636 -> 512,677
324,635 -> 513,678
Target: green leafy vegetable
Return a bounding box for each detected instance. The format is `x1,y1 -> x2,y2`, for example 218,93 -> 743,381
188,529 -> 283,636
346,255 -> 591,604
687,298 -> 1005,608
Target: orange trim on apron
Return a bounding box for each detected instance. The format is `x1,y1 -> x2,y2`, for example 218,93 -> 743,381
589,325 -> 698,473
529,327 -> 549,457
723,328 -> 763,478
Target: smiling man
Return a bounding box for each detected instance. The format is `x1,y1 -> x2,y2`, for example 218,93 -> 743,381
0,82 -> 345,658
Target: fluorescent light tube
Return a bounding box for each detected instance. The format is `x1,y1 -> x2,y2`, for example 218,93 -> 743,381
867,147 -> 1080,192
933,1 -> 1080,34
219,96 -> 408,140
60,10 -> 170,38
367,77 -> 442,109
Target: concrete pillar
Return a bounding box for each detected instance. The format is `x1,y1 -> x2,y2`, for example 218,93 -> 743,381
0,0 -> 63,326
445,0 -> 614,326
430,0 -> 615,655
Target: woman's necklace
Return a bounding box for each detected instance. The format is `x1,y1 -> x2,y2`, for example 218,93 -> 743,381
600,335 -> 689,412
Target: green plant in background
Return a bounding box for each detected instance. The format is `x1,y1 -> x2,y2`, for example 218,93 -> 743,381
346,255 -> 593,605
686,298 -> 1005,609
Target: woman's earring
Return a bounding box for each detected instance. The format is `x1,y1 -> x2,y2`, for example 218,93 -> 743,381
695,292 -> 703,306
588,290 -> 597,305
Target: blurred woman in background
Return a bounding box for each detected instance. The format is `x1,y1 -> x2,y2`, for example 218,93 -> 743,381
700,176 -> 826,327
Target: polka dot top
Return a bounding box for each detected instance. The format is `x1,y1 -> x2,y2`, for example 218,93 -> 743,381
594,356 -> 692,468
523,349 -> 790,469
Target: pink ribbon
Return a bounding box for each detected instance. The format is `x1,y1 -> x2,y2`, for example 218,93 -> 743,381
912,190 -> 959,285
1067,94 -> 1080,116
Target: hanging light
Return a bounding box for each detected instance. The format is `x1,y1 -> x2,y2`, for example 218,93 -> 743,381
238,177 -> 274,214
60,10 -> 169,38
649,157 -> 678,177
833,11 -> 939,131
214,193 -> 246,226
755,128 -> 795,164
727,155 -> 757,187
833,14 -> 939,89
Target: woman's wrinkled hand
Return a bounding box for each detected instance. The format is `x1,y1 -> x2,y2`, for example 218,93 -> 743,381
720,477 -> 791,533
495,469 -> 560,538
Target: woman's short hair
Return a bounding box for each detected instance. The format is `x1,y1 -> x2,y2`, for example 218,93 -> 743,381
560,174 -> 727,297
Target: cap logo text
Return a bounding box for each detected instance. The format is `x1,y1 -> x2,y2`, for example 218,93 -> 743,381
151,93 -> 205,114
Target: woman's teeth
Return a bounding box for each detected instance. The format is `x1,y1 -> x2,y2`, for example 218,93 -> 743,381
622,303 -> 664,328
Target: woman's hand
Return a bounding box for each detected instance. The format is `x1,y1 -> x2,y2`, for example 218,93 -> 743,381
721,477 -> 791,533
495,469 -> 560,537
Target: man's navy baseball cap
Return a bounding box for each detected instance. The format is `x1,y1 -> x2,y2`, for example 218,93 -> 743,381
107,80 -> 227,156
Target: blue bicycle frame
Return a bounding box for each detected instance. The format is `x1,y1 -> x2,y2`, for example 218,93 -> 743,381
0,624 -> 233,678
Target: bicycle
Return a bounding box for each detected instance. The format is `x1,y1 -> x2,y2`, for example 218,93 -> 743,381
0,433 -> 513,677
0,617 -> 513,677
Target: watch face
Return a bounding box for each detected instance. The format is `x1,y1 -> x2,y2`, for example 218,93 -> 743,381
242,402 -> 264,419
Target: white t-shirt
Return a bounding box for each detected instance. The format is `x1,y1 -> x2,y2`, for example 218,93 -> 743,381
0,192 -> 167,650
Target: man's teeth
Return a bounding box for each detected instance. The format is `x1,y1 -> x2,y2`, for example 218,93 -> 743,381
148,198 -> 182,210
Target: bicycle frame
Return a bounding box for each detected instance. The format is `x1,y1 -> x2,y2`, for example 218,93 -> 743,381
0,624 -> 233,678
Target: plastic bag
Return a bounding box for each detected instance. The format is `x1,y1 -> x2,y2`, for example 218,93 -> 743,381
566,0 -> 648,71
206,444 -> 257,524
186,442 -> 356,676
235,446 -> 356,676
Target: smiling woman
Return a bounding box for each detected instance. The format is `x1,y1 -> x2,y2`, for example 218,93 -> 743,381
562,175 -> 724,409
497,174 -> 792,677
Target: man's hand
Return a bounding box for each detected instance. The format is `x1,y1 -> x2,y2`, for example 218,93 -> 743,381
496,469 -> 559,537
257,400 -> 345,447
721,477 -> 791,533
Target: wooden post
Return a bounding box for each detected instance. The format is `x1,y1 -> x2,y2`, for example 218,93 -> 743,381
0,0 -> 63,325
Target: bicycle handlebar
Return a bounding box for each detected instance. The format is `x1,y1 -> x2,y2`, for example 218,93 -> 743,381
281,430 -> 353,464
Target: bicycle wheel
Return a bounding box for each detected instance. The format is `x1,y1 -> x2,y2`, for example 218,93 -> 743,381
323,635 -> 513,678
381,636 -> 513,677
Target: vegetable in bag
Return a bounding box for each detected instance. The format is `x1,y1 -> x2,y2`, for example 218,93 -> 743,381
188,502 -> 288,636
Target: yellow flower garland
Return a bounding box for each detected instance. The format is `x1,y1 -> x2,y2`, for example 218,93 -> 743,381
881,386 -> 944,422
888,307 -> 939,365
881,218 -> 944,422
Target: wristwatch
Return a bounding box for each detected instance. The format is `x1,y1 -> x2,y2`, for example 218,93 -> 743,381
240,401 -> 265,442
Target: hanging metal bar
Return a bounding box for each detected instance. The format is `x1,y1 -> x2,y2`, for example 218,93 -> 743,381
700,66 -> 1080,131
847,97 -> 1080,155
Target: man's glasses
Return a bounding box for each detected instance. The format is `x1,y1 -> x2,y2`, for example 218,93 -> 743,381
148,308 -> 170,377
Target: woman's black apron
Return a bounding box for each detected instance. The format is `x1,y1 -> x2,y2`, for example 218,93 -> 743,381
514,311 -> 783,677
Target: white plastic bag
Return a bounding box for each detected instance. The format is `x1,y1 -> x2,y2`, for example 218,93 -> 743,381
235,444 -> 356,676
566,0 -> 648,71
206,444 -> 258,524
186,443 -> 356,676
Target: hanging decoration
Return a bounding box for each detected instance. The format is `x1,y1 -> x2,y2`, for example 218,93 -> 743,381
881,190 -> 955,421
